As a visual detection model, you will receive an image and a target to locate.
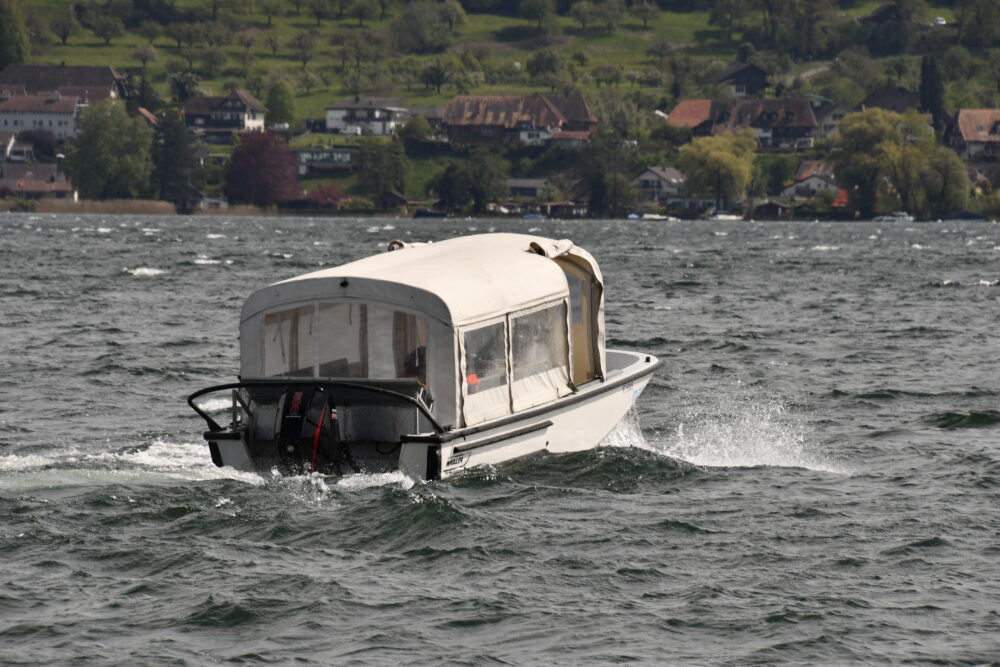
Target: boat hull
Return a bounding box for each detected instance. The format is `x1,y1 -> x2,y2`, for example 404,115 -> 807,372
202,351 -> 658,480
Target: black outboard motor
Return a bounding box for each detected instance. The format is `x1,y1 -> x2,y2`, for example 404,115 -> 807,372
274,386 -> 355,474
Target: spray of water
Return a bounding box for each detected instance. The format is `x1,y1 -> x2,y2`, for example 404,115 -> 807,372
654,381 -> 847,473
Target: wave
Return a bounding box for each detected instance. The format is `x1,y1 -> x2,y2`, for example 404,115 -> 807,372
924,411 -> 1000,429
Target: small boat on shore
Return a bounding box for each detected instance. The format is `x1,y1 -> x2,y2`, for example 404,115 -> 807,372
188,233 -> 659,480
872,211 -> 915,223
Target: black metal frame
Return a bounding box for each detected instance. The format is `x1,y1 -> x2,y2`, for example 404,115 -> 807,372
187,378 -> 445,436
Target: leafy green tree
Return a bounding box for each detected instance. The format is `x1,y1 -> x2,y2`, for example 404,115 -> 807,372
50,11 -> 81,45
630,0 -> 657,28
0,0 -> 30,69
138,20 -> 161,44
309,0 -> 330,25
288,31 -> 317,68
266,81 -> 297,127
677,130 -> 756,211
132,44 -> 158,69
420,60 -> 453,93
90,14 -> 124,46
389,1 -> 453,54
570,0 -> 596,30
573,129 -> 637,216
527,48 -> 564,80
260,0 -> 284,25
65,100 -> 154,200
439,0 -> 466,31
348,0 -> 377,25
708,0 -> 749,42
428,148 -> 508,214
521,0 -> 555,32
151,110 -> 202,206
595,0 -> 625,34
397,115 -> 432,143
358,138 -> 408,208
832,108 -> 968,219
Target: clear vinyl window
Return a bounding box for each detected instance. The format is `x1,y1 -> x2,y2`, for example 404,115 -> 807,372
511,304 -> 565,382
463,321 -> 507,393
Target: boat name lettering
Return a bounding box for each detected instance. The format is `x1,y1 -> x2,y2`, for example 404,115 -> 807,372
446,453 -> 468,468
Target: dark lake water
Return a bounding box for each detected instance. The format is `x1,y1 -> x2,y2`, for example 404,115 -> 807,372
1,213 -> 999,664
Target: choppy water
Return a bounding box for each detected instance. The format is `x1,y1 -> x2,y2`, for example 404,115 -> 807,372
2,214 -> 999,664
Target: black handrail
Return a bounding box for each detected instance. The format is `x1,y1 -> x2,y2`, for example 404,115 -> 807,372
187,379 -> 445,434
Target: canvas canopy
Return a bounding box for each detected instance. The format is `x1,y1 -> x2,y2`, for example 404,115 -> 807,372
239,234 -> 606,428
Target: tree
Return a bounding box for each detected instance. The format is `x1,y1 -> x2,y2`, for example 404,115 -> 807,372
225,132 -> 300,206
309,0 -> 330,25
348,0 -> 377,25
260,0 -> 284,25
573,129 -> 637,216
132,45 -> 158,69
919,55 -> 945,135
439,0 -> 466,31
0,0 -> 31,68
428,148 -> 507,213
527,48 -> 564,80
198,46 -> 227,77
595,0 -> 625,34
65,100 -> 153,200
708,0 -> 749,42
521,0 -> 555,32
630,0 -> 657,28
138,20 -> 161,44
419,60 -> 453,93
397,115 -> 432,143
263,33 -> 281,55
50,12 -> 81,45
236,30 -> 257,56
266,81 -> 297,127
832,108 -> 967,219
288,31 -> 317,68
307,184 -> 346,208
90,14 -> 124,46
389,1 -> 453,54
151,110 -> 202,206
570,0 -> 596,30
358,138 -> 408,208
677,130 -> 756,211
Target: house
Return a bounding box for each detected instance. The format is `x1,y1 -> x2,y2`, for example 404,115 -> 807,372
441,93 -> 597,146
182,89 -> 267,141
634,166 -> 713,210
753,200 -> 796,219
811,102 -> 851,139
712,98 -> 818,148
667,98 -> 818,147
0,91 -> 81,139
665,99 -> 714,135
325,97 -> 409,136
636,167 -> 685,204
781,160 -> 838,199
709,62 -> 769,98
949,109 -> 1000,159
507,178 -> 549,200
857,88 -> 921,114
0,162 -> 77,200
0,64 -> 126,102
291,146 -> 358,175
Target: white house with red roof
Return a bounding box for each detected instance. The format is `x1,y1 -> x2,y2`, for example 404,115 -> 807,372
0,91 -> 81,139
949,109 -> 1000,159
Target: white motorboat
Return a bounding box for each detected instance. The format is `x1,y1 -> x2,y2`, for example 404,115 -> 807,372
706,211 -> 743,221
188,234 -> 659,480
872,211 -> 915,223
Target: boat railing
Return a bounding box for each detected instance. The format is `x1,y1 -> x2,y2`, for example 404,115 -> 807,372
188,378 -> 445,436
